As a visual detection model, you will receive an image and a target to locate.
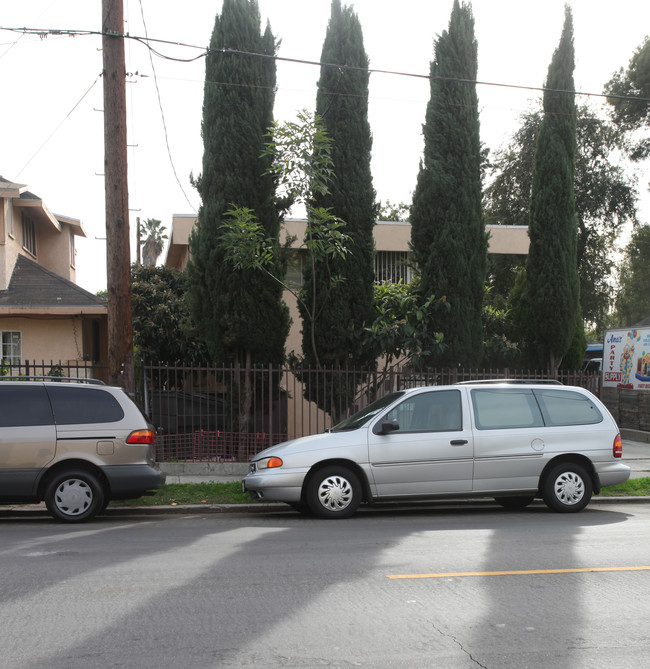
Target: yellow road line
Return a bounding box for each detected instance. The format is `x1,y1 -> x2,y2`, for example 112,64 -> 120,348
387,566 -> 650,579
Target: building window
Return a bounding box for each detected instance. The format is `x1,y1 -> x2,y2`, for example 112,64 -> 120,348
1,331 -> 21,365
70,230 -> 76,267
374,251 -> 413,284
22,211 -> 36,255
285,251 -> 305,289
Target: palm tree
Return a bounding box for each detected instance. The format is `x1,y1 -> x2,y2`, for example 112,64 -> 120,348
140,218 -> 167,266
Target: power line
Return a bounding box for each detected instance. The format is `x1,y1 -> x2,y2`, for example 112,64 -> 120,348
136,0 -> 197,213
1,25 -> 649,105
13,77 -> 99,181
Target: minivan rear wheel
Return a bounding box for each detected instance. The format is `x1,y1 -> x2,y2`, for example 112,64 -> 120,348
542,463 -> 592,513
306,466 -> 361,519
44,470 -> 105,523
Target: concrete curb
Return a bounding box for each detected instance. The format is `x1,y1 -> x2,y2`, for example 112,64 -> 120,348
2,496 -> 649,519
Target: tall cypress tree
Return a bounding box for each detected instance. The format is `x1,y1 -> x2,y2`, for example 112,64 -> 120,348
300,0 -> 376,370
187,0 -> 289,366
410,0 -> 486,366
525,6 -> 579,371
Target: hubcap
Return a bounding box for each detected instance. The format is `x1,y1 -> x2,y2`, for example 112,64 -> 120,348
317,475 -> 353,512
554,471 -> 585,505
55,479 -> 93,516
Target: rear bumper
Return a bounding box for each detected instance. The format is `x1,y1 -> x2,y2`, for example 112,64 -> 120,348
101,464 -> 166,499
595,461 -> 631,488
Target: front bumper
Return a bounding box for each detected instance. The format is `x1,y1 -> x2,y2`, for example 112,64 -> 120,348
241,468 -> 307,503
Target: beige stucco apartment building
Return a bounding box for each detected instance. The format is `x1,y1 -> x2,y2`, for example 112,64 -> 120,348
0,177 -> 107,368
165,214 -> 529,356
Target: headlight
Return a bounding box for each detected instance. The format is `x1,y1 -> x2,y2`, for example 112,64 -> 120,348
255,456 -> 283,470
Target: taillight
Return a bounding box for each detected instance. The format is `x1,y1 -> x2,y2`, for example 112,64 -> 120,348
127,429 -> 156,444
613,434 -> 622,458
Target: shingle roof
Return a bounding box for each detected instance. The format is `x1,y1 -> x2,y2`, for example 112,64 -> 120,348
0,255 -> 107,310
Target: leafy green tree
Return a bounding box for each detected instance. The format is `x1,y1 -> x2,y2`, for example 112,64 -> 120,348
410,0 -> 487,366
186,0 -> 289,367
298,0 -> 376,373
377,200 -> 410,222
363,278 -> 447,373
139,218 -> 167,266
524,6 -> 580,371
484,104 -> 638,330
615,224 -> 650,326
131,264 -> 207,364
605,36 -> 650,161
220,111 -> 352,369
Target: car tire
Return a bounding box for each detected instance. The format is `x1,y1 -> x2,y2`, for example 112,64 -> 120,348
44,470 -> 105,523
306,466 -> 361,519
541,462 -> 592,513
494,495 -> 535,509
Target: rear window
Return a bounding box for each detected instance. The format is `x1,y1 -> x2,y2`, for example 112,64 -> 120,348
47,387 -> 125,424
0,385 -> 53,427
471,388 -> 544,430
534,388 -> 603,426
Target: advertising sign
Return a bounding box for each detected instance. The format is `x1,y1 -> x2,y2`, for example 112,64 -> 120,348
603,327 -> 650,390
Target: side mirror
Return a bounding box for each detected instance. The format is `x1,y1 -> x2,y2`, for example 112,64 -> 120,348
378,419 -> 399,435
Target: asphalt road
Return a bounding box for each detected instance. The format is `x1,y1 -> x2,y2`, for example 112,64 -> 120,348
1,502 -> 649,668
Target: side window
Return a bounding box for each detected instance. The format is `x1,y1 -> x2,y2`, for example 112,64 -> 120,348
0,385 -> 53,427
47,387 -> 124,424
472,388 -> 544,430
534,389 -> 603,426
384,390 -> 461,432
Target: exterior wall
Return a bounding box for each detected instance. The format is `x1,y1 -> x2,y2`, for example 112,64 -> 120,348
0,197 -> 81,286
0,316 -> 80,362
487,225 -> 529,255
165,214 -> 195,270
166,216 -> 530,265
0,200 -> 21,291
374,221 -> 411,251
35,220 -> 76,281
284,290 -> 302,358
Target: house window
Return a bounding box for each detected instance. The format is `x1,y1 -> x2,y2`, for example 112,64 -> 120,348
1,331 -> 21,365
22,211 -> 36,255
70,230 -> 76,267
374,251 -> 413,284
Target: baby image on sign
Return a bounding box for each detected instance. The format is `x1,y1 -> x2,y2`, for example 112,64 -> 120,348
603,327 -> 650,389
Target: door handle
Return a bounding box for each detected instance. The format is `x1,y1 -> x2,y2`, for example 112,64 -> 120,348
450,439 -> 468,446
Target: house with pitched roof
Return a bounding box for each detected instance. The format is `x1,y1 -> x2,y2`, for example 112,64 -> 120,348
0,177 -> 107,370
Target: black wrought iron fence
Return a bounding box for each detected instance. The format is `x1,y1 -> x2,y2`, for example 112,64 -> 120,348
0,360 -> 602,462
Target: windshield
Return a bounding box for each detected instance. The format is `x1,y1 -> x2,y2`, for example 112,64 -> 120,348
331,391 -> 404,432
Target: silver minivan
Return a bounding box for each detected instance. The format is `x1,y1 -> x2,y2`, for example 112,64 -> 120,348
0,379 -> 165,522
242,382 -> 630,518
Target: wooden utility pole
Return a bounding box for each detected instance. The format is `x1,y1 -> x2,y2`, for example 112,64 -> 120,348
101,0 -> 134,392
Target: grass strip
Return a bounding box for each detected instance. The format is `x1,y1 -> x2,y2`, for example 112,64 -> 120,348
110,477 -> 650,507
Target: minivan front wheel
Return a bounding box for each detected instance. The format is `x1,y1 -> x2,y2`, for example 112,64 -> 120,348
542,463 -> 592,513
306,466 -> 361,519
44,470 -> 105,523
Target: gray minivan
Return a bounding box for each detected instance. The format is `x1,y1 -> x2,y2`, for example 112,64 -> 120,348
0,379 -> 165,522
242,382 -> 630,518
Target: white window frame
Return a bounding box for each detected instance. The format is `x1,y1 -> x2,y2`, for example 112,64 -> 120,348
1,331 -> 22,365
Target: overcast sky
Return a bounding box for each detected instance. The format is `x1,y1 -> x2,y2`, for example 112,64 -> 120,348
1,0 -> 648,293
